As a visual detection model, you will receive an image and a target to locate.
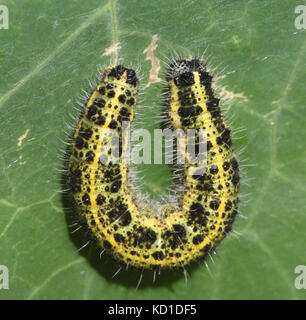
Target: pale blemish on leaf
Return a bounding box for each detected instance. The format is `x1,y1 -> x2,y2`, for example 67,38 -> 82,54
219,86 -> 248,102
232,35 -> 240,45
19,155 -> 26,165
143,34 -> 162,87
17,129 -> 29,147
102,43 -> 121,56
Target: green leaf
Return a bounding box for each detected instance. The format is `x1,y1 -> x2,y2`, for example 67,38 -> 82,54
0,0 -> 305,300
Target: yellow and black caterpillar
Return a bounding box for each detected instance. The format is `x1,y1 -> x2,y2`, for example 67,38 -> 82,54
67,60 -> 240,270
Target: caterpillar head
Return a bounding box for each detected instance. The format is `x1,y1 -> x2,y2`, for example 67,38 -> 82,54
167,59 -> 212,88
167,59 -> 206,78
104,65 -> 139,88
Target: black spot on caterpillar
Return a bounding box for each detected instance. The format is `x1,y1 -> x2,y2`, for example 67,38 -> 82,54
67,60 -> 240,270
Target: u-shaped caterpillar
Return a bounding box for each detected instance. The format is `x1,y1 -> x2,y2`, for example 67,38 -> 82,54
67,59 -> 240,270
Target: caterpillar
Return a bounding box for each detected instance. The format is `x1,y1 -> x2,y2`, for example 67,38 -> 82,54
67,60 -> 240,271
